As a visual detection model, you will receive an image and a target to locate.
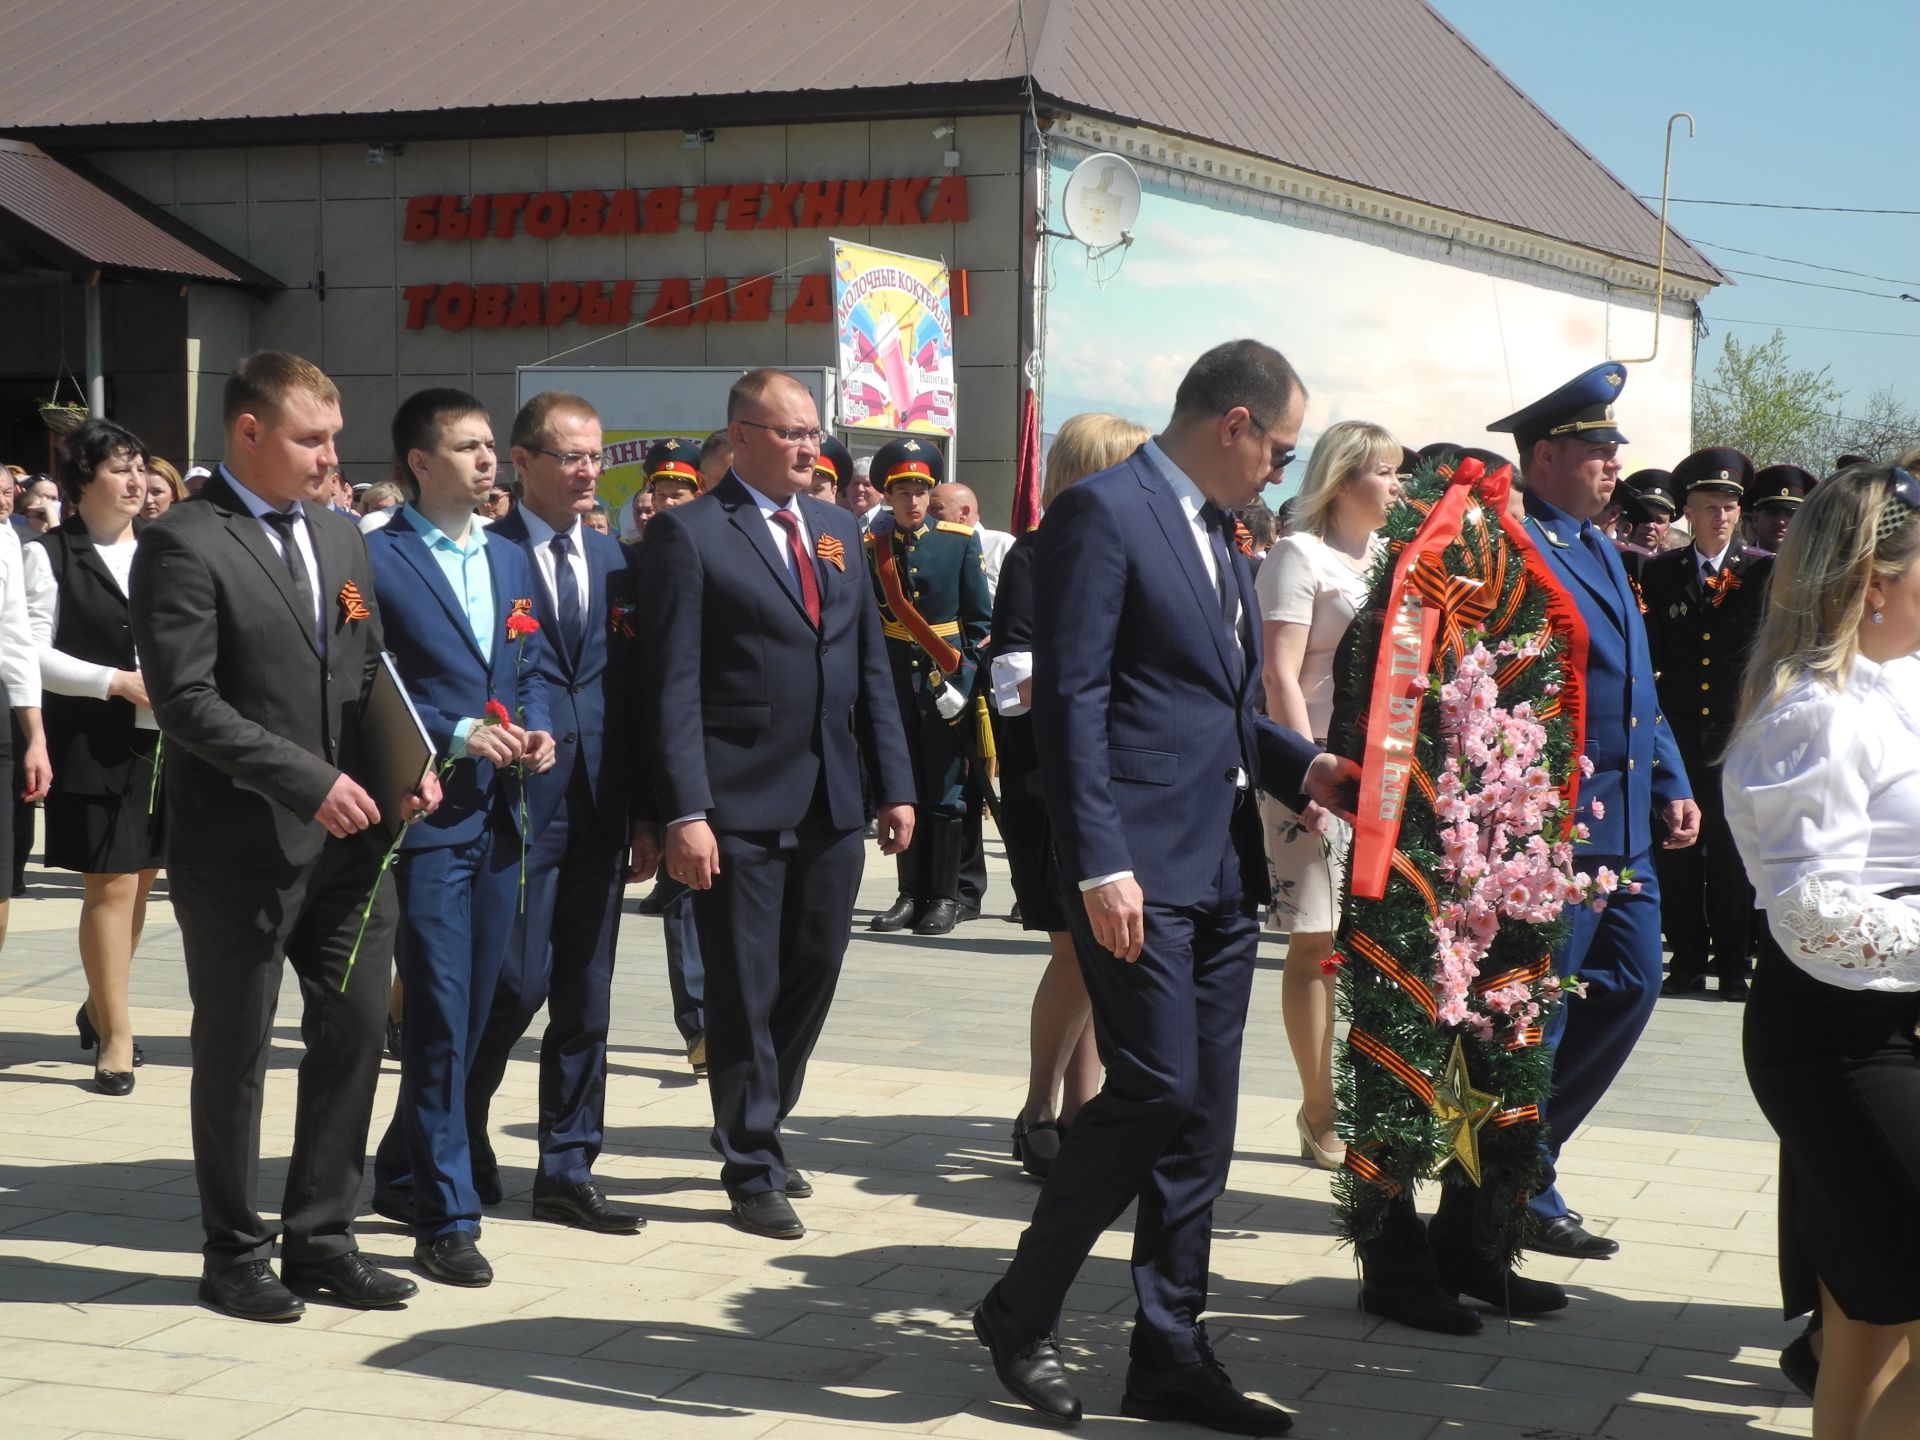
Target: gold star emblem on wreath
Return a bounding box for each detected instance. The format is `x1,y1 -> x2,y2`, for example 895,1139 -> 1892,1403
1429,1034 -> 1500,1185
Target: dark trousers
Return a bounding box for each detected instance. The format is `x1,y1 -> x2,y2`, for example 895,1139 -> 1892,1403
660,878 -> 707,1043
1653,763 -> 1752,983
959,772 -> 988,912
467,761 -> 625,1189
693,805 -> 864,1197
10,713 -> 31,890
174,836 -> 394,1271
1527,847 -> 1664,1222
375,811 -> 520,1235
997,838 -> 1257,1365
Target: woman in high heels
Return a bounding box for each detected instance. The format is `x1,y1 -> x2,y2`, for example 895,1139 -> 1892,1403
1253,421 -> 1401,1168
25,419 -> 165,1095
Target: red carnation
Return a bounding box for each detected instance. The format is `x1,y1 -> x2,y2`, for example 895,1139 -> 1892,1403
485,699 -> 511,727
1320,954 -> 1344,976
505,613 -> 540,636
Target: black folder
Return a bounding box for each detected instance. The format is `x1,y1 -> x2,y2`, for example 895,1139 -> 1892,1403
357,652 -> 436,846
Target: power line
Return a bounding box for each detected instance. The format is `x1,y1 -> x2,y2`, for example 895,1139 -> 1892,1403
1637,195 -> 1920,215
1691,239 -> 1920,288
1719,266 -> 1919,301
1704,314 -> 1920,339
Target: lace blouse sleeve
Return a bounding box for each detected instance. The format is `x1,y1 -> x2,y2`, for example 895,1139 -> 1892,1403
1724,690 -> 1920,991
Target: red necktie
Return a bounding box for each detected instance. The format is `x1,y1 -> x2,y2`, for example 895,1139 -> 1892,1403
771,508 -> 821,627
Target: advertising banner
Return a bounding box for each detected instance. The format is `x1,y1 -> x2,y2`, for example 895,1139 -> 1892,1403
831,240 -> 955,435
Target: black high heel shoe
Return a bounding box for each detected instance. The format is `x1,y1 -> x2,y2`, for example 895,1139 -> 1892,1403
93,1067 -> 135,1097
1010,1117 -> 1066,1180
76,1005 -> 145,1068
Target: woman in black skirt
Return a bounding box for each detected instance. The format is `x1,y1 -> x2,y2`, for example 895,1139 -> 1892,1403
24,419 -> 164,1095
1724,462 -> 1920,1439
991,413 -> 1147,1176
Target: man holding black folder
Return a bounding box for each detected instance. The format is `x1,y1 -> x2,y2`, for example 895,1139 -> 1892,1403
132,353 -> 439,1322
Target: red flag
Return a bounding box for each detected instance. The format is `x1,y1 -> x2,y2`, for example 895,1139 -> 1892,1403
1009,387 -> 1040,535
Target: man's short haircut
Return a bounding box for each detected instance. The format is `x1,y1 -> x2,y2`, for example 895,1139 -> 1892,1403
392,388 -> 488,468
223,352 -> 340,429
702,429 -> 732,454
726,369 -> 802,421
1169,339 -> 1306,428
510,390 -> 598,452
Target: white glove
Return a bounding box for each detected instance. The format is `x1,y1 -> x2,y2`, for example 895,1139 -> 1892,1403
932,681 -> 967,721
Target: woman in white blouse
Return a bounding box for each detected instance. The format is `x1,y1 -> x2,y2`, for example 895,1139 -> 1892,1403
1255,420 -> 1400,1168
1724,462 -> 1920,1440
25,420 -> 164,1096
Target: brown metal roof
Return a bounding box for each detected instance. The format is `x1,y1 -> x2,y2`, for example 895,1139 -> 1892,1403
0,139 -> 259,283
0,0 -> 1721,285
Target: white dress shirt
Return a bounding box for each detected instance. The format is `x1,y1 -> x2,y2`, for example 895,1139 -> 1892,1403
1723,653 -> 1920,991
222,466 -> 323,634
22,534 -> 156,728
0,524 -> 42,709
976,524 -> 1015,598
1694,540 -> 1732,583
734,472 -> 811,573
518,504 -> 590,618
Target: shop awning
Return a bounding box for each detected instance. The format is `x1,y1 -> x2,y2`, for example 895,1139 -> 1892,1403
0,139 -> 278,291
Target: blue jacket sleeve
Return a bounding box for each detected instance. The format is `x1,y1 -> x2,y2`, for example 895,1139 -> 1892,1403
1031,485 -> 1134,885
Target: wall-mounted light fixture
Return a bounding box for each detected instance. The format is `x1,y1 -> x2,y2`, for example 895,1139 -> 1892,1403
682,128 -> 716,148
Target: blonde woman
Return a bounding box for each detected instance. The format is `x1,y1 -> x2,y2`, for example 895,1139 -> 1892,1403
992,413 -> 1148,1177
140,457 -> 185,520
1723,462 -> 1920,1440
1255,419 -> 1401,1168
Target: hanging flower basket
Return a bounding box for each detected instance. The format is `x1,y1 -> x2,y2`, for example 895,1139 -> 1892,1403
38,401 -> 88,435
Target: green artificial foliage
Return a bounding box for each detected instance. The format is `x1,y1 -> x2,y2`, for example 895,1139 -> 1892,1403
1324,460 -> 1588,1266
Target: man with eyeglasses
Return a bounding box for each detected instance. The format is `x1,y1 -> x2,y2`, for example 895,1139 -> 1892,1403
635,368 -> 913,1242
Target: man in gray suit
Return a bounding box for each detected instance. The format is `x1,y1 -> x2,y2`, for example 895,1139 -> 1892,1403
132,353 -> 438,1322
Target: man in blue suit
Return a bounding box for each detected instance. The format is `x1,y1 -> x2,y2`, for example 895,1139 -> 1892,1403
636,369 -> 914,1243
367,388 -> 555,1287
1437,365 -> 1699,1278
462,390 -> 648,1234
974,341 -> 1359,1436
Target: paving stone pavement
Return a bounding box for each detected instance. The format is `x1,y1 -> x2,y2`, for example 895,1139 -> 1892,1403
0,830 -> 1810,1439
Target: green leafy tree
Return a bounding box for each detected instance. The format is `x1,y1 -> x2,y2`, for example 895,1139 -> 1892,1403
1692,329 -> 1842,469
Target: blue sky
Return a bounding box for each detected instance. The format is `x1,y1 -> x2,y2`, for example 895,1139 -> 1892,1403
1433,0 -> 1919,414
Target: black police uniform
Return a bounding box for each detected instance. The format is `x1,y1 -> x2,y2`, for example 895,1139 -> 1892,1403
863,438 -> 991,936
1744,464 -> 1811,554
1640,447 -> 1773,998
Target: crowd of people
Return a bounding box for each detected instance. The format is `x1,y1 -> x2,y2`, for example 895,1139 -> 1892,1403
0,341 -> 1912,1439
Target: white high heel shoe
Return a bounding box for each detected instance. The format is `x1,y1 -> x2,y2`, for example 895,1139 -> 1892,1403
1297,1108 -> 1346,1170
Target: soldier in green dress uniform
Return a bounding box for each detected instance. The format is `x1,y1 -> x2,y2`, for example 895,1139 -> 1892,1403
863,437 -> 991,936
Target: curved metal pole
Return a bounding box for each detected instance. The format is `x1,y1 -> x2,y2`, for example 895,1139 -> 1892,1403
1613,111 -> 1694,365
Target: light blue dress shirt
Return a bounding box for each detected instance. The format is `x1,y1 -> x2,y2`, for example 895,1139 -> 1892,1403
401,504 -> 494,756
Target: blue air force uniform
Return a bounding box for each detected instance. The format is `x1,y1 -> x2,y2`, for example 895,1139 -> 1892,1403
863,438 -> 991,936
1491,365 -> 1693,1241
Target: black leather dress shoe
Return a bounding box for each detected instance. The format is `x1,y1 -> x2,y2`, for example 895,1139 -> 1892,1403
635,882 -> 670,916
1430,1231 -> 1568,1315
414,1233 -> 493,1286
283,1252 -> 419,1308
730,1191 -> 805,1239
92,1067 -> 135,1096
971,1290 -> 1081,1425
870,894 -> 920,932
1121,1356 -> 1292,1436
199,1259 -> 305,1322
957,903 -> 983,923
914,898 -> 963,935
533,1181 -> 644,1234
1661,971 -> 1707,997
1779,1323 -> 1820,1399
1528,1214 -> 1620,1259
384,1017 -> 402,1059
1361,1280 -> 1482,1335
784,1169 -> 814,1199
1720,976 -> 1750,1002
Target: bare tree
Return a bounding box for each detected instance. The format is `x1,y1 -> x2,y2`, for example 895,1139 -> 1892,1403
1823,386 -> 1920,467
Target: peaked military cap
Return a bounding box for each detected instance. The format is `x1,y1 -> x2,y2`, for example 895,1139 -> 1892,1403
1750,463 -> 1813,511
644,437 -> 702,488
1622,469 -> 1678,517
813,434 -> 854,488
1671,446 -> 1753,498
1487,362 -> 1629,452
872,435 -> 944,490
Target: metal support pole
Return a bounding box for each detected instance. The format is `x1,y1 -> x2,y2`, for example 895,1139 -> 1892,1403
85,272 -> 106,416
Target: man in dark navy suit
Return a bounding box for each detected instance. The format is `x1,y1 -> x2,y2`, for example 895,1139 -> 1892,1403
635,369 -> 913,1242
974,341 -> 1358,1436
366,389 -> 555,1288
463,391 -> 648,1234
1474,365 -> 1700,1276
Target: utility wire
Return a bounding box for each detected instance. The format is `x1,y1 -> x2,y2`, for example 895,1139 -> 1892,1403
1692,240 -> 1920,288
1637,196 -> 1920,215
1704,314 -> 1920,339
1719,266 -> 1919,301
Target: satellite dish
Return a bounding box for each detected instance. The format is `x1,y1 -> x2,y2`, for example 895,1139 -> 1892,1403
1060,152 -> 1141,252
